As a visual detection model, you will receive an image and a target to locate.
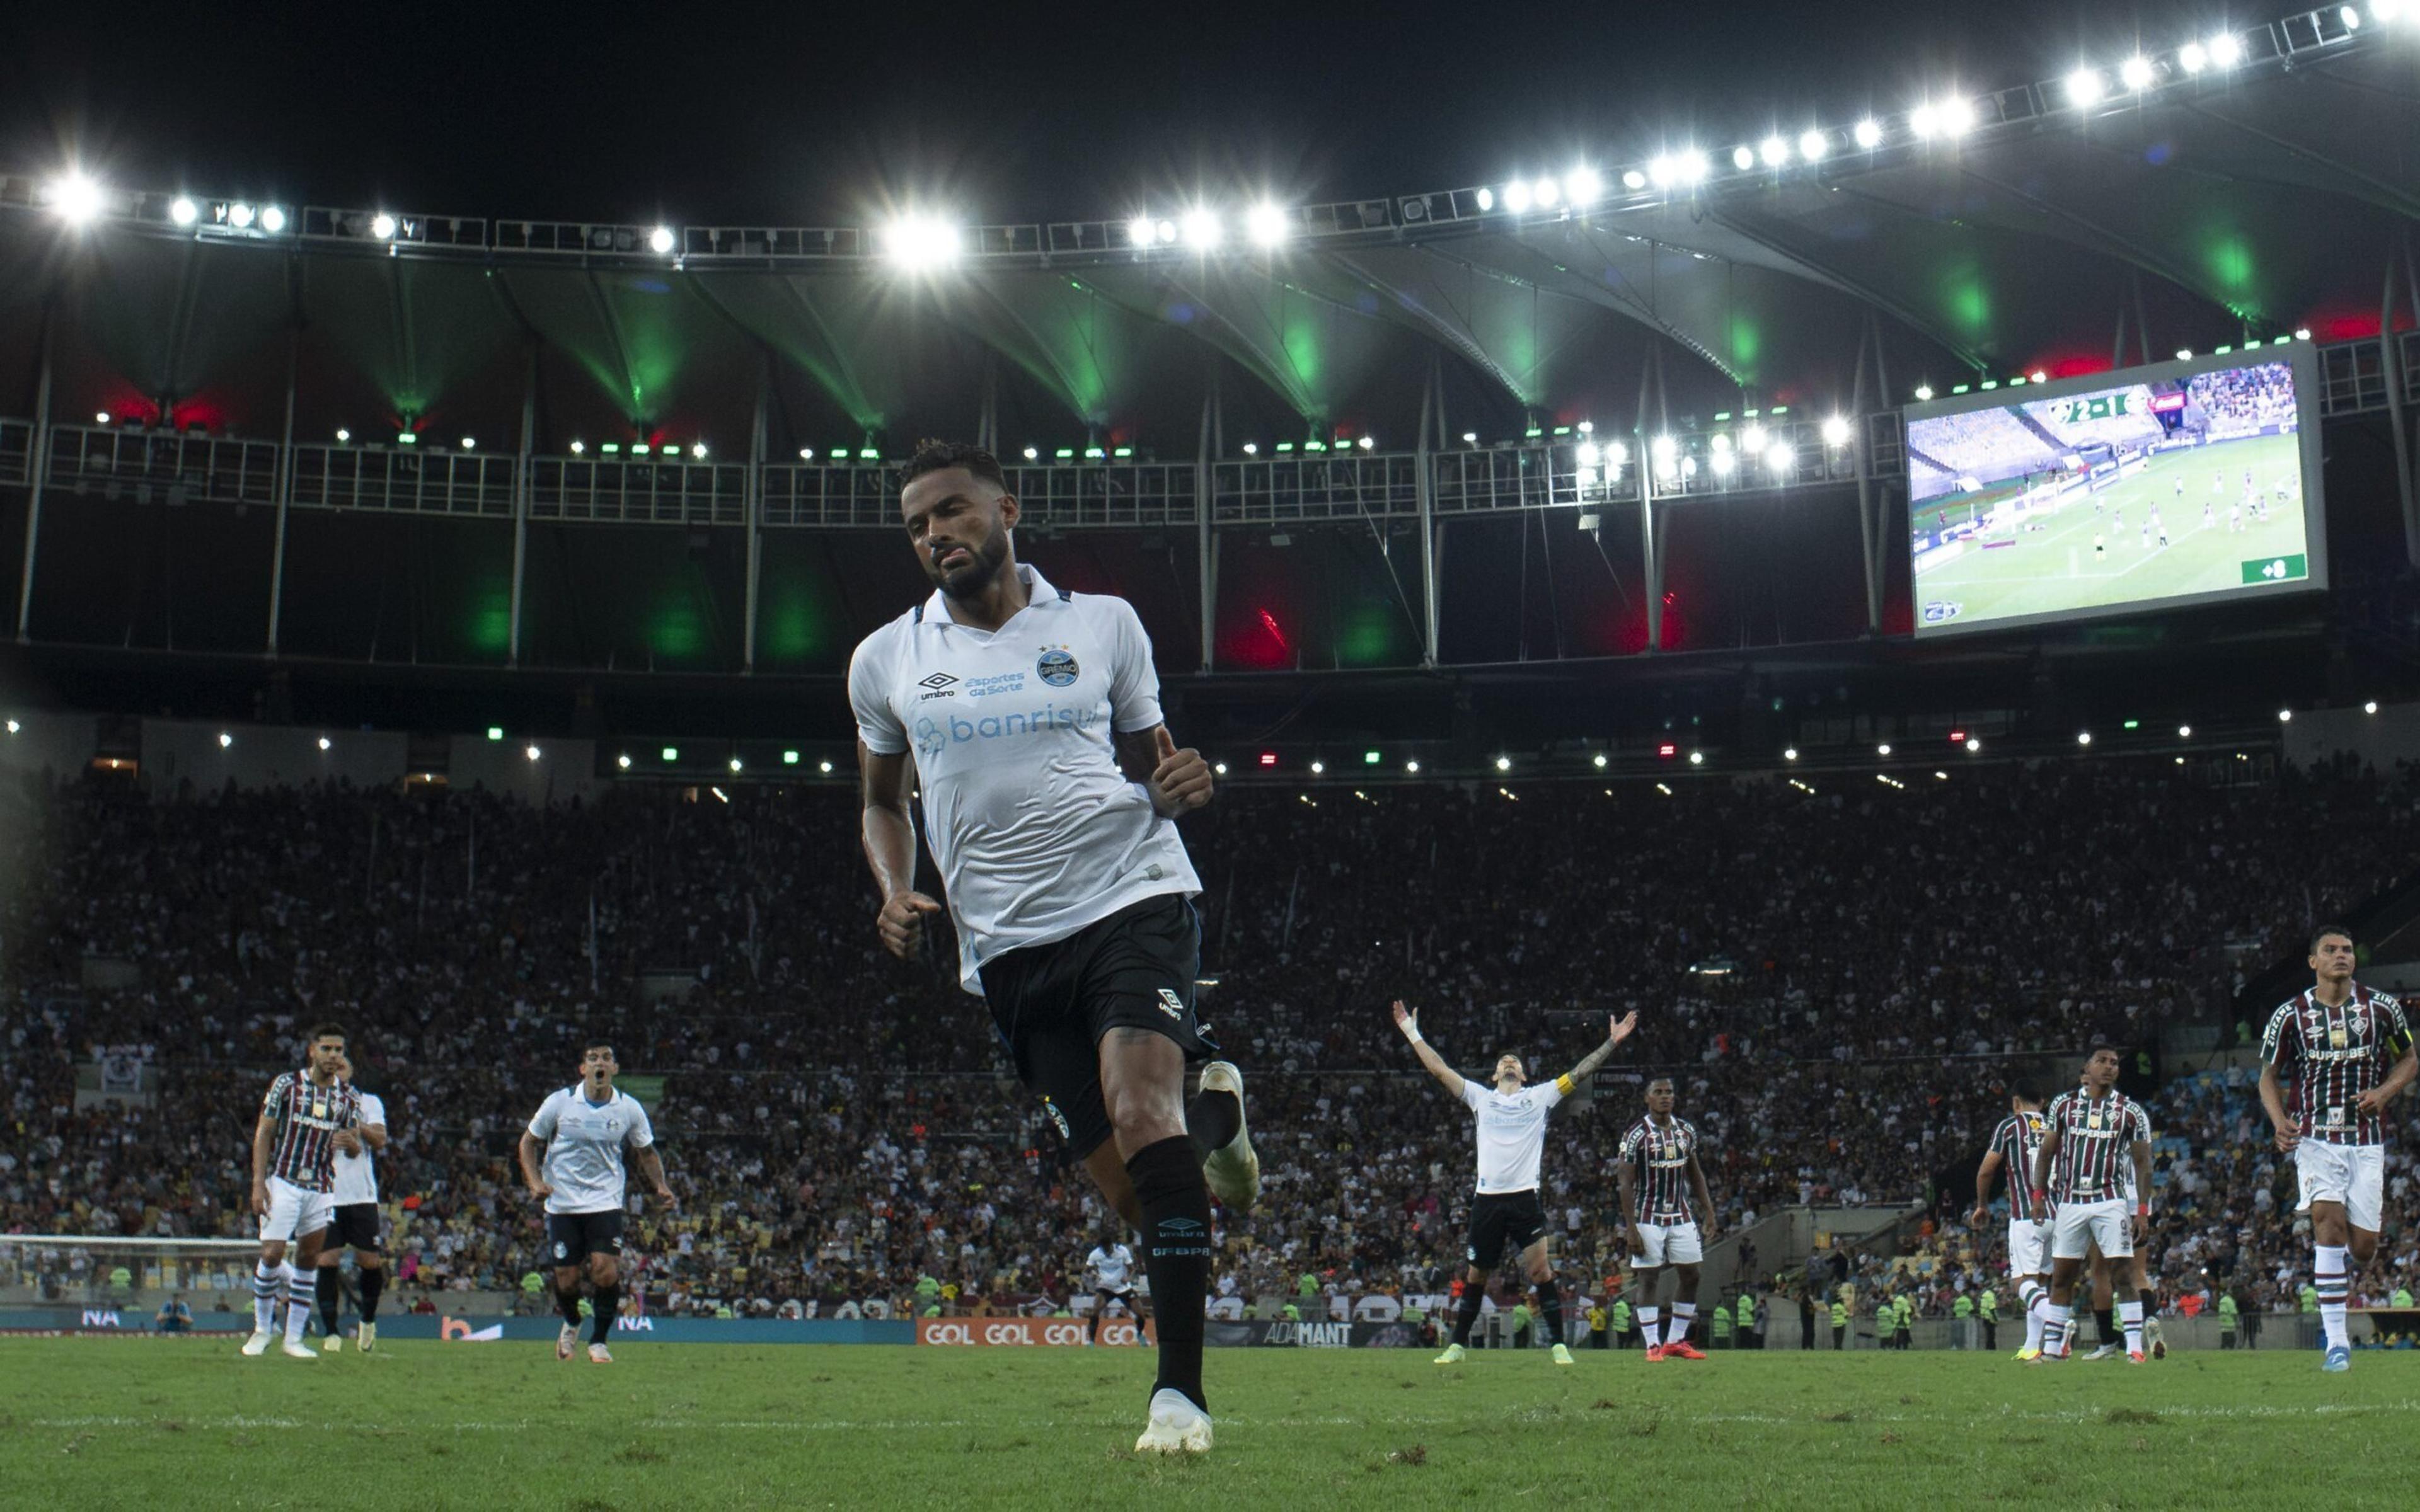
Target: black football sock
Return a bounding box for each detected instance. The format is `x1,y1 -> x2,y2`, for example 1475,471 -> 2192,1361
558,1284 -> 584,1327
1187,1088 -> 1242,1156
2137,1288 -> 2155,1318
1535,1278 -> 1565,1346
1452,1288 -> 1484,1347
2096,1308 -> 2116,1344
1089,1303 -> 1104,1343
358,1266 -> 384,1322
591,1284 -> 619,1343
1127,1135 -> 1211,1409
315,1265 -> 343,1337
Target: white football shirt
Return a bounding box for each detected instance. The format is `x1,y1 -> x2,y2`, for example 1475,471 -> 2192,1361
850,564 -> 1201,994
329,1091 -> 386,1206
527,1085 -> 655,1216
1460,1076 -> 1572,1195
1086,1243 -> 1135,1290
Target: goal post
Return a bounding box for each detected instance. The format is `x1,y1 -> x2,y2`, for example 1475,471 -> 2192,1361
2,1234 -> 266,1318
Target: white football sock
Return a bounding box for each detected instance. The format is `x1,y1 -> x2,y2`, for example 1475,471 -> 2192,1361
283,1263 -> 311,1342
1635,1305 -> 1660,1346
251,1260 -> 280,1334
1666,1302 -> 1697,1346
2315,1245 -> 2350,1351
2118,1300 -> 2144,1355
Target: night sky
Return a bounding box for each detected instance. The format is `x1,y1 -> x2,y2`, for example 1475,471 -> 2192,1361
6,1 -> 2140,227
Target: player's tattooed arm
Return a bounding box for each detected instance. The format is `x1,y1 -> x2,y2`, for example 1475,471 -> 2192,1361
1559,1012 -> 1639,1087
633,1144 -> 676,1208
1390,1000 -> 1466,1099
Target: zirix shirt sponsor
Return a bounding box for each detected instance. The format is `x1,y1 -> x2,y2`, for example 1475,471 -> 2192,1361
850,565 -> 1200,994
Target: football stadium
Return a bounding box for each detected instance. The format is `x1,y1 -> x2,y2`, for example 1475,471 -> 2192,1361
7,4 -> 2420,1509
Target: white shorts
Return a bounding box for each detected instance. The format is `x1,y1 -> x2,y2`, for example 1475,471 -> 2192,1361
2294,1141 -> 2385,1232
258,1175 -> 335,1244
2050,1198 -> 2131,1261
1635,1222 -> 1703,1267
2006,1217 -> 2048,1278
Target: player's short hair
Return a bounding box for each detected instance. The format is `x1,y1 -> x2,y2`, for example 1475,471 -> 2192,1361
2085,1037 -> 2123,1060
308,1022 -> 347,1045
2309,924 -> 2354,954
899,439 -> 1008,495
1645,1075 -> 1673,1092
2011,1076 -> 2046,1104
582,1040 -> 616,1058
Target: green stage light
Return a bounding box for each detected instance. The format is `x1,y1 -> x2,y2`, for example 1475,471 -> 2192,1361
782,750 -> 800,765
661,747 -> 679,762
487,726 -> 504,741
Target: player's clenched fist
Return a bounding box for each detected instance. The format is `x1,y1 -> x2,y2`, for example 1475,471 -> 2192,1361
879,890 -> 943,959
1146,728 -> 1213,816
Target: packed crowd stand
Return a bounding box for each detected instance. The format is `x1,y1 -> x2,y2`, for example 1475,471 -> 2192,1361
2,755 -> 2415,1331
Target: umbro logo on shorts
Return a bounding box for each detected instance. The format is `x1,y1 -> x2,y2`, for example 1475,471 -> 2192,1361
1156,988 -> 1185,1019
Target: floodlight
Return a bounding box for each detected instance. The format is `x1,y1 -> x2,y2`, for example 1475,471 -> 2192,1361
2119,55 -> 2155,91
1741,422 -> 1768,452
1620,169 -> 1647,191
1242,442 -> 1259,455
1877,743 -> 1892,755
618,754 -> 631,769
1503,180 -> 1533,213
1909,105 -> 1939,139
368,212 -> 395,239
1494,756 -> 1511,772
526,745 -> 542,762
2077,731 -> 2093,745
1310,760 -> 1325,775
1798,129 -> 1828,162
1156,220 -> 1176,244
460,437 -> 476,450
1651,434 -> 1678,463
1710,432 -> 1732,454
2378,0 -> 2405,18
1594,753 -> 1608,768
169,196 -> 199,226
1022,445 -> 1039,460
1759,135 -> 1790,168
798,447 -> 813,460
1531,177 -> 1559,208
1914,384 -> 1933,401
648,226 -> 676,255
2180,41 -> 2208,72
1940,97 -> 1977,135
1564,166 -> 1602,203
219,732 -> 233,748
1853,118 -> 1883,149
1358,435 -> 1374,450
2209,33 -> 2244,66
1474,187 -> 1495,212
2342,5 -> 2361,29
337,428 -> 352,443
260,206 -> 287,232
1576,420 -> 1594,435
730,756 -> 744,771
2178,724 -> 2192,737
1245,201 -> 1291,248
2029,369 -> 2048,383
2177,348 -> 2194,360
1127,216 -> 1155,246
1821,415 -> 1852,446
1461,432 -> 1478,445
228,202 -> 256,229
2295,327 -> 2311,340
1577,442 -> 1601,466
1180,208 -> 1223,249
2278,709 -> 2293,723
885,214 -> 960,269
2365,701 -> 2380,714
691,442 -> 708,460
45,173 -> 103,224
1765,441 -> 1794,473
1731,146 -> 1756,171
1678,150 -> 1709,183
1784,748 -> 1798,760
1712,450 -> 1735,475
95,411 -> 110,425
1647,155 -> 1678,188
2066,67 -> 2106,107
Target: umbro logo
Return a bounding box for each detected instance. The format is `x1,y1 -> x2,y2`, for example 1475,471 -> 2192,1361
918,673 -> 959,689
1156,988 -> 1185,1019
1160,1217 -> 1204,1234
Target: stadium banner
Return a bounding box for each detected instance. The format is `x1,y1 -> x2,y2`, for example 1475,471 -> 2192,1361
0,1309 -> 912,1344
1204,1319 -> 1420,1348
915,1316 -> 1153,1346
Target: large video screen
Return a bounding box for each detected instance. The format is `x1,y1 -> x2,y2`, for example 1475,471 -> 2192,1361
1906,345 -> 2325,636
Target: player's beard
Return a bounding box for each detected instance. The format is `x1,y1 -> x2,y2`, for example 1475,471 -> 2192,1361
928,517 -> 1011,599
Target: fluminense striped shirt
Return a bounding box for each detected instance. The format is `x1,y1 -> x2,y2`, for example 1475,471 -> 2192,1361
2042,1087 -> 2149,1205
2261,985 -> 2413,1147
1616,1115 -> 1702,1225
261,1071 -> 364,1194
1989,1111 -> 2049,1220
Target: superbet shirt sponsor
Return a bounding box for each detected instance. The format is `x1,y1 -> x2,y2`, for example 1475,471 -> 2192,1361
1459,1076 -> 1570,1195
850,564 -> 1200,994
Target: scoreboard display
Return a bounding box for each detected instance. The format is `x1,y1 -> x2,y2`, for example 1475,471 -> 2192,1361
1904,346 -> 2325,638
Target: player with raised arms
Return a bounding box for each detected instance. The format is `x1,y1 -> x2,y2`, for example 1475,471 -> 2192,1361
851,440 -> 1257,1456
1393,1000 -> 1637,1366
2027,1042 -> 2153,1362
519,1042 -> 674,1364
313,1051 -> 390,1352
245,1024 -> 364,1359
1618,1075 -> 1721,1361
1971,1077 -> 2051,1360
2257,925 -> 2417,1372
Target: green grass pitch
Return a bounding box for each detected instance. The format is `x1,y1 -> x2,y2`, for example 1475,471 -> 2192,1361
4,1339 -> 2414,1509
1911,433 -> 2310,632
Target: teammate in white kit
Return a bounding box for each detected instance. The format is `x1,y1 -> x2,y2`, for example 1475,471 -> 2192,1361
1084,1235 -> 1149,1346
1391,1000 -> 1637,1367
518,1043 -> 674,1364
313,1052 -> 390,1352
853,440 -> 1257,1455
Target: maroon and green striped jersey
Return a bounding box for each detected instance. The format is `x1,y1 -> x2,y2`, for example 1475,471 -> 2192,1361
2042,1087 -> 2149,1205
2261,985 -> 2413,1147
261,1070 -> 363,1193
1988,1111 -> 2049,1220
1616,1114 -> 1702,1225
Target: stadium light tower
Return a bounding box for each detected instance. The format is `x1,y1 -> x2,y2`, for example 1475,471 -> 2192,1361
1503,180 -> 1534,213
1564,166 -> 1603,203
260,206 -> 287,232
228,202 -> 256,228
2179,41 -> 2209,72
1758,135 -> 1790,168
1731,146 -> 1756,171
1127,215 -> 1156,246
1798,129 -> 1828,162
2208,32 -> 2244,67
1852,118 -> 1883,149
370,212 -> 397,239
1821,415 -> 1852,447
45,173 -> 105,225
885,214 -> 960,270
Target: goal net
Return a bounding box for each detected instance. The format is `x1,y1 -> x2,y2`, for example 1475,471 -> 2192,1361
2,1235 -> 266,1327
